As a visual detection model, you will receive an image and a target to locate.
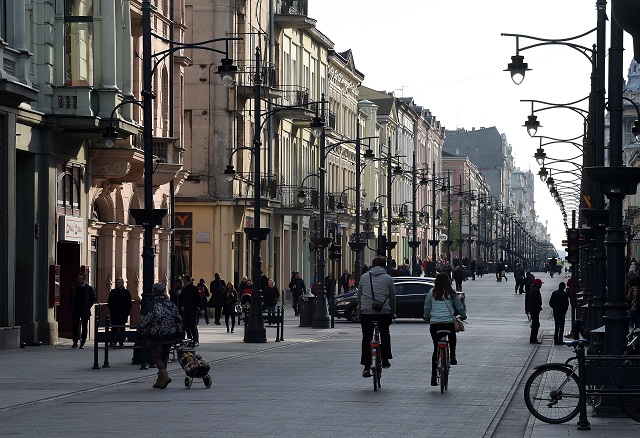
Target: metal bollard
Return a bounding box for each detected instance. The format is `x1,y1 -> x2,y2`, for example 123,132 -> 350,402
103,315 -> 111,368
92,311 -> 100,369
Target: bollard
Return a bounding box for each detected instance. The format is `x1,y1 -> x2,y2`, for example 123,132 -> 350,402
279,305 -> 285,341
576,341 -> 591,430
92,311 -> 100,369
103,315 -> 111,368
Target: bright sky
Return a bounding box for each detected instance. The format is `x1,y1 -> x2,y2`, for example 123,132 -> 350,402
308,1 -> 634,250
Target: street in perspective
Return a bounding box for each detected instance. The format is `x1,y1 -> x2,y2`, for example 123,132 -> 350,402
1,273 -> 639,438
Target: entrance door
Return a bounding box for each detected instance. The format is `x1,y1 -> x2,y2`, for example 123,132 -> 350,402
56,242 -> 81,338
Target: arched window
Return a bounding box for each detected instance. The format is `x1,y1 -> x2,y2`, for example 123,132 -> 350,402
57,162 -> 82,215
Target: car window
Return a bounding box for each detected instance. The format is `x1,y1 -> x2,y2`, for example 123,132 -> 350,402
396,283 -> 430,296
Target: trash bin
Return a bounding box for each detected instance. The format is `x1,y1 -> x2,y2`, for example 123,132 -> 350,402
299,292 -> 315,327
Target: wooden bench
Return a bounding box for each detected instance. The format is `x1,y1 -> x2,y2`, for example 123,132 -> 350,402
92,314 -> 152,370
241,305 -> 285,342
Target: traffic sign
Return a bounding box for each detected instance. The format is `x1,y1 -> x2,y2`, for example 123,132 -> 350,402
439,234 -> 448,241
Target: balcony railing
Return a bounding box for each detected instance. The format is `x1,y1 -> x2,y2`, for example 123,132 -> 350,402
276,0 -> 308,15
235,60 -> 280,98
232,172 -> 279,201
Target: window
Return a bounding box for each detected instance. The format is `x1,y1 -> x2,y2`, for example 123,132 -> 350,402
0,0 -> 5,41
175,231 -> 192,277
64,0 -> 94,86
57,163 -> 82,214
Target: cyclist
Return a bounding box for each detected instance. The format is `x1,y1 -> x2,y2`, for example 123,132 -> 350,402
424,273 -> 467,386
358,256 -> 396,378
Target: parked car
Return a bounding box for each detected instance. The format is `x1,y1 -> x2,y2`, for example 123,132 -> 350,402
333,276 -> 435,322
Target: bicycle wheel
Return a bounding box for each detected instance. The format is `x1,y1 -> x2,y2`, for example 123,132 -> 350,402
524,365 -> 580,424
619,389 -> 640,423
376,346 -> 382,389
439,348 -> 448,393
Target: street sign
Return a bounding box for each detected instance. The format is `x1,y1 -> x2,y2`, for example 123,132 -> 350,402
439,234 -> 448,241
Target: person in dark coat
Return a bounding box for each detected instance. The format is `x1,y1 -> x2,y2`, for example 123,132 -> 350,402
69,271 -> 96,349
288,272 -> 306,316
263,279 -> 280,318
209,273 -> 225,325
197,278 -> 210,325
107,278 -> 133,346
514,263 -> 526,294
178,275 -> 202,346
221,282 -> 238,333
340,270 -> 351,295
549,282 -> 569,345
452,265 -> 464,292
169,278 -> 182,305
526,278 -> 544,344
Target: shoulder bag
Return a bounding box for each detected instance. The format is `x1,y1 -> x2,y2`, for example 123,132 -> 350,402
369,274 -> 387,312
443,294 -> 465,332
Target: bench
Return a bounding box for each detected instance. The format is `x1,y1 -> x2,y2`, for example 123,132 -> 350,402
241,305 -> 285,342
92,314 -> 153,370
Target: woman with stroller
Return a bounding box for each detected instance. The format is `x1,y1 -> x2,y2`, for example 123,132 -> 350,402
137,283 -> 183,389
222,282 -> 238,333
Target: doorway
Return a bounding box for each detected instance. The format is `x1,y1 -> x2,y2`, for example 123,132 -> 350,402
56,242 -> 81,338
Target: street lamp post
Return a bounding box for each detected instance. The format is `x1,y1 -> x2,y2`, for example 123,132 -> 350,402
408,149 -> 422,276
120,1 -> 238,312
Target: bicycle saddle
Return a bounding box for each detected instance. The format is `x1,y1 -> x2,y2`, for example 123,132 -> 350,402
564,339 -> 590,347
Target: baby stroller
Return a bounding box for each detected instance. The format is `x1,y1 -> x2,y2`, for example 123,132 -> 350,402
238,292 -> 252,326
176,342 -> 212,389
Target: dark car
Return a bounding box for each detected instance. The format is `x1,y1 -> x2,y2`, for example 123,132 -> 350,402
333,277 -> 435,322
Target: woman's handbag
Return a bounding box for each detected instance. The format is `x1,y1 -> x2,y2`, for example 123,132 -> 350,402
443,295 -> 466,332
234,304 -> 243,315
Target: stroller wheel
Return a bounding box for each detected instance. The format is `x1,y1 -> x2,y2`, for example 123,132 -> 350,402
184,377 -> 192,389
203,375 -> 212,388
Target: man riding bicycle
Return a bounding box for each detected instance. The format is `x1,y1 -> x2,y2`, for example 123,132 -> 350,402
424,273 -> 467,386
358,256 -> 396,378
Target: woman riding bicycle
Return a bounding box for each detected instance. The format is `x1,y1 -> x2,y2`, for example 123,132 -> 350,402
358,256 -> 396,378
423,272 -> 467,386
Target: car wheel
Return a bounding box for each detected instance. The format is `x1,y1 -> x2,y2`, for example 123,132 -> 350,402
348,305 -> 360,322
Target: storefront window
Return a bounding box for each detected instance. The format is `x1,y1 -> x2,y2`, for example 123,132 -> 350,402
64,0 -> 93,86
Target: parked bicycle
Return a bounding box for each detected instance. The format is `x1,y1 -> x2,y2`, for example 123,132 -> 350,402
523,338 -> 640,424
370,322 -> 382,391
436,329 -> 451,393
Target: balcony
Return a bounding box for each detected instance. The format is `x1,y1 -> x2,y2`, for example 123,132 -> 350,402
235,60 -> 282,100
274,0 -> 317,29
271,85 -> 315,121
0,45 -> 38,107
231,172 -> 279,203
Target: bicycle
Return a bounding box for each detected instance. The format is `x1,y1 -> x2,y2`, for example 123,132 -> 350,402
370,322 -> 382,391
523,338 -> 640,425
436,329 -> 451,393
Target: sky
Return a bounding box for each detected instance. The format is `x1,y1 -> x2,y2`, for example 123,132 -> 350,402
308,1 -> 635,250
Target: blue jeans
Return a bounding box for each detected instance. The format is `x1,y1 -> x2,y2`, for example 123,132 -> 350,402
266,304 -> 276,317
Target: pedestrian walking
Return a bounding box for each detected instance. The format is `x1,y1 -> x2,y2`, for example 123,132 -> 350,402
340,269 -> 351,295
69,271 -> 96,349
514,263 -> 525,294
263,279 -> 280,319
169,277 -> 182,305
107,277 -> 133,346
452,265 -> 464,292
222,282 -> 238,333
178,275 -> 202,346
137,282 -> 183,389
477,257 -> 484,277
549,281 -> 569,344
289,272 -> 306,316
197,279 -> 210,325
526,278 -> 543,344
209,273 -> 225,325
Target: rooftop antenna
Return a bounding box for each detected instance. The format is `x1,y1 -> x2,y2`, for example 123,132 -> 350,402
392,85 -> 408,97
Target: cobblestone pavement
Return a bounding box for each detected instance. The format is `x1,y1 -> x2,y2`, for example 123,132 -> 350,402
0,271 -> 638,437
